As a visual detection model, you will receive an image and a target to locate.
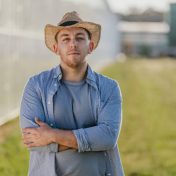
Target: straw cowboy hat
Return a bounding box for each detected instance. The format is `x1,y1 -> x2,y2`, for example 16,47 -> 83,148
44,11 -> 101,53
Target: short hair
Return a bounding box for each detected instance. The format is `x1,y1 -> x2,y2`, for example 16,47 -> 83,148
55,28 -> 91,43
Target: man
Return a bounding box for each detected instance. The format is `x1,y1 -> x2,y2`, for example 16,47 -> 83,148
20,11 -> 124,176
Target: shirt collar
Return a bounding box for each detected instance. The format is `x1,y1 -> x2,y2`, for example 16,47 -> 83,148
53,64 -> 97,89
86,65 -> 96,83
53,65 -> 62,80
86,65 -> 98,90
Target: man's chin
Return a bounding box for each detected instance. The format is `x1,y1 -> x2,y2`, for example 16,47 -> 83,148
65,60 -> 87,68
67,62 -> 82,68
66,58 -> 85,68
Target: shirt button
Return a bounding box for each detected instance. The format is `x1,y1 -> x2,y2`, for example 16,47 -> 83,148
54,83 -> 57,86
50,123 -> 53,127
48,101 -> 51,104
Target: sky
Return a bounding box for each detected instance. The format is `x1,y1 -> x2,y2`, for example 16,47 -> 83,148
66,0 -> 175,13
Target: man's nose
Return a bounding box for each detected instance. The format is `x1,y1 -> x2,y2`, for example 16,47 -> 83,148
70,39 -> 77,48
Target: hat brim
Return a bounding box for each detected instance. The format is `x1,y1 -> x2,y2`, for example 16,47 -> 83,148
44,22 -> 101,53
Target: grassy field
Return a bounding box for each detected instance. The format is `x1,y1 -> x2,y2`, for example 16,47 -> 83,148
0,58 -> 176,176
102,58 -> 176,176
0,119 -> 29,175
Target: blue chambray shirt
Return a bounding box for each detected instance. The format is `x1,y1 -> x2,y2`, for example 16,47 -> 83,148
20,65 -> 124,176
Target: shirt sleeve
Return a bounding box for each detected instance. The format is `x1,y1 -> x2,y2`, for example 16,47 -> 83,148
20,77 -> 58,153
73,82 -> 122,152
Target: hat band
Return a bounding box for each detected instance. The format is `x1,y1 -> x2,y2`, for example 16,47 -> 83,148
59,21 -> 79,26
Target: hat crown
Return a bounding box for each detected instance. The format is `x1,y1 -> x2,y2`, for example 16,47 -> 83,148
58,11 -> 82,26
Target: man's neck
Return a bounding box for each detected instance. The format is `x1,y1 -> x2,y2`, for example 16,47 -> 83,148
60,63 -> 88,82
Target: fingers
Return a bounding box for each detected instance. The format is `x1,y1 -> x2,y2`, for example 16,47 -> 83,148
22,128 -> 35,135
22,128 -> 35,134
35,117 -> 45,126
22,135 -> 40,148
23,138 -> 44,148
24,141 -> 38,148
22,133 -> 38,139
22,134 -> 34,147
23,137 -> 32,145
24,142 -> 33,148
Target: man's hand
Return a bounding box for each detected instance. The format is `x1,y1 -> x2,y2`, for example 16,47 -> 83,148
22,117 -> 78,150
22,117 -> 54,148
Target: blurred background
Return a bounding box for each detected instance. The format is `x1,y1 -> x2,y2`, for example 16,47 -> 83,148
0,0 -> 176,175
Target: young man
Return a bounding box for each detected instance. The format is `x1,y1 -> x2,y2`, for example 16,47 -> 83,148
20,11 -> 124,176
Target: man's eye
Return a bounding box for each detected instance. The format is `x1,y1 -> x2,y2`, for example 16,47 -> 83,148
77,37 -> 84,41
63,38 -> 69,41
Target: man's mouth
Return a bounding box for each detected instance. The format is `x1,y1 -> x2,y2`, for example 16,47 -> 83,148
68,51 -> 80,55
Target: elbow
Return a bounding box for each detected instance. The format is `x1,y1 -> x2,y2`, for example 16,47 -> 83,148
98,124 -> 119,150
104,134 -> 117,150
98,128 -> 118,150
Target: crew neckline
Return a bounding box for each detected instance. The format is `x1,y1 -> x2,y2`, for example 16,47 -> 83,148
62,79 -> 86,86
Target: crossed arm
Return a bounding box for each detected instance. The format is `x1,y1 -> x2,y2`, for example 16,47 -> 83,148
20,78 -> 77,152
20,77 -> 122,153
22,117 -> 77,151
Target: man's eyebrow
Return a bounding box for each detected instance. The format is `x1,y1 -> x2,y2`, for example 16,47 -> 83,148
60,33 -> 69,37
59,32 -> 85,38
76,32 -> 85,36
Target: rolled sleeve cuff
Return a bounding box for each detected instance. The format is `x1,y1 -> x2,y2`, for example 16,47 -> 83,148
73,128 -> 91,152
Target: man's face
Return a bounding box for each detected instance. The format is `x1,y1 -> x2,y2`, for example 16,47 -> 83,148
54,27 -> 94,68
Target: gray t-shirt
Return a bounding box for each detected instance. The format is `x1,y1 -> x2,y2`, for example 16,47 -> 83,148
53,80 -> 108,176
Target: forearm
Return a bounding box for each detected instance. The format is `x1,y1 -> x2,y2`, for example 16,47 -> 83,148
22,117 -> 78,151
73,124 -> 119,152
58,145 -> 71,152
51,129 -> 78,150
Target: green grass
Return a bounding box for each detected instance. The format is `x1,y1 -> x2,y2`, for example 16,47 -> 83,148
0,58 -> 176,176
0,119 -> 29,176
102,58 -> 176,176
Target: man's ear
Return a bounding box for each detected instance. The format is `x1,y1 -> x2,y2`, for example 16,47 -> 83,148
53,43 -> 59,54
88,41 -> 94,54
